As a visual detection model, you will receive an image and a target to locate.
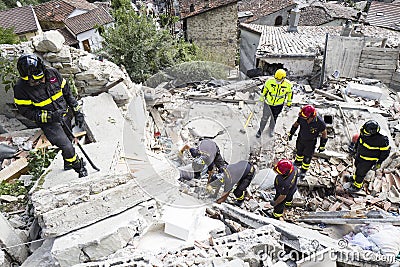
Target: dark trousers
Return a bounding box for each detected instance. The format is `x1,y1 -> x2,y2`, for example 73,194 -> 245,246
233,163 -> 255,200
41,116 -> 75,161
273,186 -> 297,217
259,104 -> 283,132
295,138 -> 317,173
354,157 -> 375,185
208,146 -> 226,172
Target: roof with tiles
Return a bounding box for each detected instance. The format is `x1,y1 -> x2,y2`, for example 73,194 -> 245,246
57,27 -> 78,45
299,2 -> 358,26
366,1 -> 400,31
64,7 -> 113,35
238,0 -> 296,23
34,0 -> 96,22
0,6 -> 39,34
240,23 -> 400,58
178,0 -> 237,19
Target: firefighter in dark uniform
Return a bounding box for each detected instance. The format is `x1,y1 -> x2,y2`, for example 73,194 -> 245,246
288,105 -> 328,178
344,120 -> 391,193
270,159 -> 298,219
207,160 -> 255,205
180,139 -> 227,180
13,54 -> 88,177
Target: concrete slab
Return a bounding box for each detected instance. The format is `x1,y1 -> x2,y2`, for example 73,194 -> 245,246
0,213 -> 28,264
20,239 -> 55,267
346,82 -> 383,100
51,201 -> 157,267
31,173 -> 151,237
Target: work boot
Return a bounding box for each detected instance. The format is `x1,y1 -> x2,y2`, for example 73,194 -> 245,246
233,199 -> 244,207
64,160 -> 73,170
256,129 -> 261,138
71,157 -> 88,178
344,174 -> 354,183
262,209 -> 279,220
343,182 -> 361,193
294,160 -> 302,167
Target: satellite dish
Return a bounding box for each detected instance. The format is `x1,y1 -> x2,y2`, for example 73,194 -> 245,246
16,1 -> 22,7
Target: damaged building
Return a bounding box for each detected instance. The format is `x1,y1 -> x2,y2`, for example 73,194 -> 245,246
0,7 -> 400,267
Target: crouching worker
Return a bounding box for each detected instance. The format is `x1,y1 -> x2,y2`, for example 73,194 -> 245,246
180,139 -> 227,180
207,160 -> 255,205
268,159 -> 298,219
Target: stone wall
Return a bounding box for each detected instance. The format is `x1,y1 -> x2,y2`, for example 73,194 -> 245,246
251,8 -> 293,26
186,2 -> 238,67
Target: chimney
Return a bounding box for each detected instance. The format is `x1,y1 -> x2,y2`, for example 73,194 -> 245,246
288,7 -> 300,33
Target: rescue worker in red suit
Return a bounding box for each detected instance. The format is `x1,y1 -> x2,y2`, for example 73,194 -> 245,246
13,54 -> 87,177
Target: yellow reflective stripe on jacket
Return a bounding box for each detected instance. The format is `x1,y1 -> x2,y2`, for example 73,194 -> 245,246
14,98 -> 33,105
32,90 -> 63,107
60,78 -> 66,89
360,155 -> 379,161
359,138 -> 389,150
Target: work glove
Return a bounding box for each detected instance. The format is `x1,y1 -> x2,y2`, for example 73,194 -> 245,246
259,95 -> 265,102
75,111 -> 85,128
284,105 -> 291,112
38,110 -> 64,123
372,163 -> 381,171
288,132 -> 293,141
318,146 -> 325,153
269,200 -> 275,207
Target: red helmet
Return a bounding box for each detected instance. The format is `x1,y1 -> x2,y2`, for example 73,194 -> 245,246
352,133 -> 360,143
299,105 -> 316,119
274,159 -> 294,176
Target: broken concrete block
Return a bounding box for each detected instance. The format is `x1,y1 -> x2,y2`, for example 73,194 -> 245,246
346,82 -> 383,100
32,30 -> 65,52
51,202 -> 155,267
0,213 -> 28,264
251,168 -> 275,190
32,173 -> 150,237
163,205 -> 204,241
0,195 -> 18,202
21,239 -> 55,267
109,81 -> 131,105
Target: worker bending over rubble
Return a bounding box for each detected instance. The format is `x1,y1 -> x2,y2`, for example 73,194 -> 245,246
344,120 -> 391,193
288,105 -> 328,179
256,69 -> 293,138
180,139 -> 227,180
268,159 -> 298,219
207,160 -> 255,205
13,54 -> 88,177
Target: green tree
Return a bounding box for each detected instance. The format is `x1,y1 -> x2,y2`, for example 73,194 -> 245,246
0,26 -> 19,44
101,3 -> 199,83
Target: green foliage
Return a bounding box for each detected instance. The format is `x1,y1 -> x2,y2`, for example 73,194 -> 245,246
101,6 -> 200,83
0,52 -> 19,92
0,26 -> 19,44
0,180 -> 26,196
68,74 -> 78,96
158,14 -> 179,29
27,148 -> 57,180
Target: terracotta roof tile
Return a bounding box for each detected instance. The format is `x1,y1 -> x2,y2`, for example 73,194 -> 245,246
299,2 -> 358,26
366,1 -> 400,31
178,0 -> 237,19
34,0 -> 75,22
64,7 -> 113,35
0,6 -> 39,34
62,0 -> 97,10
57,27 -> 78,45
238,0 -> 296,23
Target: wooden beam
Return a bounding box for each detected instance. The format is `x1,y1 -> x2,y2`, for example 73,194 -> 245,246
0,158 -> 28,183
90,78 -> 124,96
314,89 -> 344,101
149,108 -> 166,135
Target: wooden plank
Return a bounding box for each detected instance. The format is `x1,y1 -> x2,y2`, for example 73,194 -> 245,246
357,68 -> 394,76
358,63 -> 396,70
359,54 -> 397,60
0,158 -> 28,182
90,78 -> 124,96
34,134 -> 52,149
361,47 -> 400,52
73,131 -> 87,138
149,108 -> 166,135
328,201 -> 342,211
314,89 -> 344,101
